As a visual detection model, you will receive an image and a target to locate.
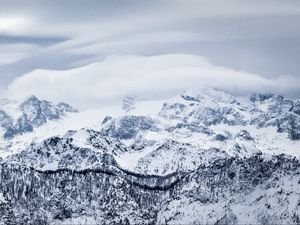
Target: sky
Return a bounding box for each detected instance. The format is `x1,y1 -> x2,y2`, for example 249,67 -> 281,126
0,0 -> 300,108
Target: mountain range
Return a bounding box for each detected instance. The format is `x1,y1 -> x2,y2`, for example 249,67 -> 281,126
0,87 -> 299,224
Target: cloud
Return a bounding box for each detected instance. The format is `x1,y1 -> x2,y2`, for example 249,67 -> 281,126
0,16 -> 33,35
1,0 -> 300,93
5,54 -> 300,109
0,53 -> 26,65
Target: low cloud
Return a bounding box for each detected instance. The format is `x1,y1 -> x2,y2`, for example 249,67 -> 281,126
5,54 -> 300,109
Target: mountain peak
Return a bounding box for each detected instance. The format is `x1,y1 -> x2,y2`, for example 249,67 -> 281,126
249,92 -> 283,103
181,87 -> 236,104
21,95 -> 40,103
0,96 -> 77,139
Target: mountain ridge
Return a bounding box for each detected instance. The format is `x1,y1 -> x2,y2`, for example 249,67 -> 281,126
0,95 -> 77,139
0,88 -> 299,224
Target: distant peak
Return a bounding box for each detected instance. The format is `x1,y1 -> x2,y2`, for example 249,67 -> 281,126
249,92 -> 282,103
22,95 -> 40,103
57,102 -> 78,113
181,87 -> 235,104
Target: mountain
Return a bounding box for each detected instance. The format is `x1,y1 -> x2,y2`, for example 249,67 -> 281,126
101,88 -> 299,174
7,128 -> 127,171
0,95 -> 77,139
0,88 -> 299,224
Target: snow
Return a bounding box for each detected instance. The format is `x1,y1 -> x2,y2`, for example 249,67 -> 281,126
211,124 -> 300,157
1,88 -> 299,175
0,88 -> 299,224
51,216 -> 97,225
0,98 -> 22,120
0,192 -> 6,203
0,105 -> 123,158
115,144 -> 157,171
67,129 -> 93,149
41,161 -> 59,170
128,99 -> 165,116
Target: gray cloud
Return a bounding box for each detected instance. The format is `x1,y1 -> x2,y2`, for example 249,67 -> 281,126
0,0 -> 300,100
0,34 -> 68,46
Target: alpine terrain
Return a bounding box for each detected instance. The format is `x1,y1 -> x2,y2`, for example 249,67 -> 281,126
0,87 -> 300,224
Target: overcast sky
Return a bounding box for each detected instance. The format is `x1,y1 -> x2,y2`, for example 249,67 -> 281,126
1,0 -> 300,108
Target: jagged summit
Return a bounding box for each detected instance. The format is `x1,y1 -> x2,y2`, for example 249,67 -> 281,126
0,95 -> 77,139
21,94 -> 39,102
181,87 -> 236,104
249,92 -> 276,102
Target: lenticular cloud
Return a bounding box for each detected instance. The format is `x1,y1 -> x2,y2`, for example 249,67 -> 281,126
5,54 -> 300,109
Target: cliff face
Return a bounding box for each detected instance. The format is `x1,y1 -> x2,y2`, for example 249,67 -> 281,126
1,155 -> 299,224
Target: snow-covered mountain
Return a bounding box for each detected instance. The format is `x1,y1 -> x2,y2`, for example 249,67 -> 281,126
0,95 -> 77,139
102,88 -> 300,174
0,88 -> 299,224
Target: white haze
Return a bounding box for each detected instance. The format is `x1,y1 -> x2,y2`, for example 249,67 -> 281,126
5,54 -> 300,109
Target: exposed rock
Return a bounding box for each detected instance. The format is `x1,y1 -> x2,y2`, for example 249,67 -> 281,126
102,115 -> 157,139
0,96 -> 77,139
